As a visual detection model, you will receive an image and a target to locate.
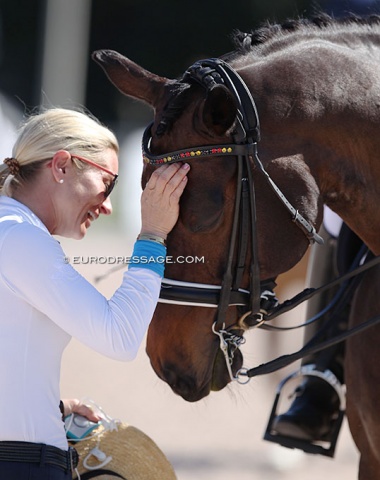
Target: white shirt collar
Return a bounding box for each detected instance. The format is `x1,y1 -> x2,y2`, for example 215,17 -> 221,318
0,196 -> 49,234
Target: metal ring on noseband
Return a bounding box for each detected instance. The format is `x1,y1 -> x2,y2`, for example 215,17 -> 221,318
237,310 -> 265,330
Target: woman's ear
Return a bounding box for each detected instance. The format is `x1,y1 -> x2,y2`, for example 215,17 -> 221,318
50,150 -> 71,183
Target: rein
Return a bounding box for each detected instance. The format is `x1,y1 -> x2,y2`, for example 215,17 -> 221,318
241,249 -> 380,379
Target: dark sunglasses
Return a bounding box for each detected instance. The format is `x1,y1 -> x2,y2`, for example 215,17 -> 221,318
71,154 -> 118,198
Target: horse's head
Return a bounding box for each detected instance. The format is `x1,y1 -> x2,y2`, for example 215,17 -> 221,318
93,50 -> 322,401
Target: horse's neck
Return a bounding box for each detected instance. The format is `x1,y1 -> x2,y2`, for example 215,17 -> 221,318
262,121 -> 380,252
303,132 -> 380,254
265,116 -> 380,252
238,54 -> 380,253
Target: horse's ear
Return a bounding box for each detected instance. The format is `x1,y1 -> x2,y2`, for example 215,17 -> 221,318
201,85 -> 237,136
92,50 -> 170,108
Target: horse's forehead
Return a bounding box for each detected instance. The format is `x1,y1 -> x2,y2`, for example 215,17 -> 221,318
156,89 -> 202,139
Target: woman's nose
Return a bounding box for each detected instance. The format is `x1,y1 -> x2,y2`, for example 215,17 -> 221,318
100,196 -> 113,215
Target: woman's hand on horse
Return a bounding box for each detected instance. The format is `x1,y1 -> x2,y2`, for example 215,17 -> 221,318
140,163 -> 190,238
61,398 -> 101,423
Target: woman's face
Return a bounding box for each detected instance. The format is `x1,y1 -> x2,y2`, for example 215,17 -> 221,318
55,148 -> 119,239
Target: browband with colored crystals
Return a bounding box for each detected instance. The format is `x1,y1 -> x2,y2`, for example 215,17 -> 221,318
142,123 -> 250,166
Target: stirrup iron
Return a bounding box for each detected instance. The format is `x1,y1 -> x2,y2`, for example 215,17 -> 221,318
263,364 -> 346,458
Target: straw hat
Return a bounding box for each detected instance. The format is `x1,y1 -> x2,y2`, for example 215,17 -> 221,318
71,422 -> 177,480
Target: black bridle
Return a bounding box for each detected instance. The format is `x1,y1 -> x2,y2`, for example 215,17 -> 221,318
142,58 -> 323,333
142,57 -> 380,382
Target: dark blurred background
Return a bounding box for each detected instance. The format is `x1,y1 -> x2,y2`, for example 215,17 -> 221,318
0,0 -> 379,233
1,0 -> 380,130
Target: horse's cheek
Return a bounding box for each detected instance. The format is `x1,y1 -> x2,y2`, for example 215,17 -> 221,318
180,191 -> 225,233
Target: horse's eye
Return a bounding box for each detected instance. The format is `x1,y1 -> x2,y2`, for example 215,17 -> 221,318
181,188 -> 224,233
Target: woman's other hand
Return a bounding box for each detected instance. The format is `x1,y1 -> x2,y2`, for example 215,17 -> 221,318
62,398 -> 101,423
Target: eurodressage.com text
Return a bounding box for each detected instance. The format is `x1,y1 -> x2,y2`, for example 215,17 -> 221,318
64,255 -> 205,265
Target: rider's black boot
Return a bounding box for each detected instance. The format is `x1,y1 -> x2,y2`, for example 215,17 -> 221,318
271,375 -> 340,442
265,221 -> 364,454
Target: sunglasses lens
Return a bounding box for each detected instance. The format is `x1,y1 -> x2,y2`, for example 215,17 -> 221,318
72,155 -> 118,199
105,176 -> 118,198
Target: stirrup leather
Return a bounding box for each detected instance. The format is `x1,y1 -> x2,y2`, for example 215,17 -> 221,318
263,364 -> 346,457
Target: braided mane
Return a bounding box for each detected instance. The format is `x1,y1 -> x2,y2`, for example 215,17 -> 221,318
230,13 -> 380,54
157,13 -> 380,136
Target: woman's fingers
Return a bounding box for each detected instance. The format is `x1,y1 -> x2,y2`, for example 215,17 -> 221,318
146,163 -> 188,194
72,403 -> 101,423
140,163 -> 190,237
62,398 -> 101,422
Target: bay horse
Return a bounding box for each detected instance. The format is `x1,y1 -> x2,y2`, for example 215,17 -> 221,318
93,14 -> 380,479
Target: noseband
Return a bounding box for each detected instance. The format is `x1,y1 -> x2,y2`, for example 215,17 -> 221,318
142,58 -> 323,333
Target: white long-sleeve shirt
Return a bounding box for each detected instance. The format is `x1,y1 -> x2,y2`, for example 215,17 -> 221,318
0,196 -> 161,450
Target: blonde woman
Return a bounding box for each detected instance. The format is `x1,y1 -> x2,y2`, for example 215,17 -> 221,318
0,108 -> 189,479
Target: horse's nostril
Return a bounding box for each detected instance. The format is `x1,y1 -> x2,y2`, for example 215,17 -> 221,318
162,365 -> 195,397
175,376 -> 196,397
162,365 -> 177,386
